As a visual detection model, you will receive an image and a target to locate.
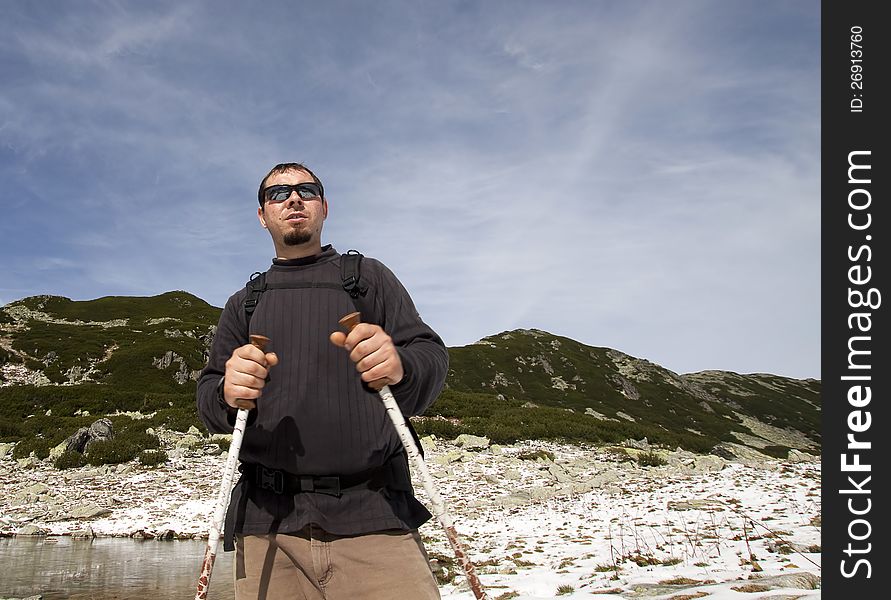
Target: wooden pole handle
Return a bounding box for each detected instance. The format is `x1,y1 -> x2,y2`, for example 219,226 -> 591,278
250,334 -> 270,352
337,312 -> 387,390
338,312 -> 362,332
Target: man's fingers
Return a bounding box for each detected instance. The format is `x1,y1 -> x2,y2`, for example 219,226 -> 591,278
333,320 -> 403,386
329,331 -> 347,348
360,356 -> 396,384
343,323 -> 379,352
228,360 -> 269,381
353,343 -> 389,373
231,397 -> 256,410
264,352 -> 279,367
226,373 -> 266,398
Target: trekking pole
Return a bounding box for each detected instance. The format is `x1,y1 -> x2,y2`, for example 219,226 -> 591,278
195,334 -> 270,600
339,313 -> 489,600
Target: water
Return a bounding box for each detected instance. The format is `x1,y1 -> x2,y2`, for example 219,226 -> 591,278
0,537 -> 235,599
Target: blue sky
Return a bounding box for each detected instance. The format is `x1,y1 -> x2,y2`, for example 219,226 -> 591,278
0,1 -> 820,379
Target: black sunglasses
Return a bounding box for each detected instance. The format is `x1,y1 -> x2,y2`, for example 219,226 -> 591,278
262,182 -> 323,203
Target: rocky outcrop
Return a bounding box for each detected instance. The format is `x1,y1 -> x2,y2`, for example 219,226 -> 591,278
49,419 -> 115,461
152,351 -> 199,384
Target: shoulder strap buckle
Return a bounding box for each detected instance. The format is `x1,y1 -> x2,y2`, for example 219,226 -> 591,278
341,250 -> 368,299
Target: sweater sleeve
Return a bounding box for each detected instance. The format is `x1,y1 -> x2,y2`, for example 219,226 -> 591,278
369,260 -> 449,417
196,291 -> 250,433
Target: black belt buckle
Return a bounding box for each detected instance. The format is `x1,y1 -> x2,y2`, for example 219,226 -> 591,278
300,476 -> 342,497
258,466 -> 285,494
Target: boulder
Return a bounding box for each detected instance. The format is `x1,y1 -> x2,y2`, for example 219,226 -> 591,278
420,435 -> 438,453
0,442 -> 15,459
63,418 -> 114,455
711,442 -> 772,465
68,503 -> 112,520
15,524 -> 47,536
625,437 -> 650,451
455,434 -> 490,450
787,449 -> 818,463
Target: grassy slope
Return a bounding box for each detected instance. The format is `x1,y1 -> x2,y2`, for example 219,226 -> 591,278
1,295 -> 821,458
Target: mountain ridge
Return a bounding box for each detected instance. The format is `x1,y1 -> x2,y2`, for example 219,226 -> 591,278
0,291 -> 820,459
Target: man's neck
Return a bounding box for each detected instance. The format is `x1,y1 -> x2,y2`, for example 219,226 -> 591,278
274,242 -> 323,260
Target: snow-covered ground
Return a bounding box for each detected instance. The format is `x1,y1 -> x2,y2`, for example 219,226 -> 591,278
0,434 -> 821,599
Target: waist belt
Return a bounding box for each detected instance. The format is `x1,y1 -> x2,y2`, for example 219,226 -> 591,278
239,455 -> 410,498
223,454 -> 413,552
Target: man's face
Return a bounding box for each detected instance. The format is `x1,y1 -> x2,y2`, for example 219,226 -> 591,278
257,169 -> 328,256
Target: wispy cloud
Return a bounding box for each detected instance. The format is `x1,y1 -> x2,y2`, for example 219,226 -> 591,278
0,0 -> 820,378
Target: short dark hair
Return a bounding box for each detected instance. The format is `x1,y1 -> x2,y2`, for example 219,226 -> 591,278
257,163 -> 325,206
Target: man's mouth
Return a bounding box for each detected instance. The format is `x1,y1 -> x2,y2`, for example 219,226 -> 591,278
285,213 -> 307,222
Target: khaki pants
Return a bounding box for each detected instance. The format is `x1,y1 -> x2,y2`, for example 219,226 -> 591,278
234,526 -> 441,600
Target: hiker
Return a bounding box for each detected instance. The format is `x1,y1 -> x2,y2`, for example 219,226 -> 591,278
196,162 -> 448,599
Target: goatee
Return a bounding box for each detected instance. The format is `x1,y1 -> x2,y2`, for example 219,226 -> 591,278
284,230 -> 312,246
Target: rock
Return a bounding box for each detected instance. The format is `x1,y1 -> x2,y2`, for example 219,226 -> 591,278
176,435 -> 203,449
625,437 -> 650,451
187,426 -> 202,436
420,435 -> 438,453
498,490 -> 533,507
787,449 -> 818,463
667,499 -> 725,511
70,526 -> 95,539
63,428 -> 91,454
152,351 -> 194,384
68,504 -> 112,520
503,469 -> 521,481
18,483 -> 50,497
432,450 -> 467,465
87,419 -> 114,445
0,442 -> 15,459
711,442 -> 773,464
16,524 -> 47,536
746,571 -> 820,590
16,457 -> 39,469
545,463 -> 574,484
63,418 -> 114,455
691,455 -> 726,473
455,434 -> 490,450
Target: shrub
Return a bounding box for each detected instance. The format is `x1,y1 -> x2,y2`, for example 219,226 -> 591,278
54,450 -> 87,470
637,451 -> 667,467
85,438 -> 140,465
12,435 -> 57,460
81,424 -> 162,466
138,449 -> 169,467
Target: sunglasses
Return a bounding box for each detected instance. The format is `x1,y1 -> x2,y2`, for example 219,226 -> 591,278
262,182 -> 323,203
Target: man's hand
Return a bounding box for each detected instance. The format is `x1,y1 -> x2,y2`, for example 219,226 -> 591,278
330,323 -> 403,389
223,343 -> 279,410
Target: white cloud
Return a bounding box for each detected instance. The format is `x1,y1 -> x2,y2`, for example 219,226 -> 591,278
0,1 -> 820,378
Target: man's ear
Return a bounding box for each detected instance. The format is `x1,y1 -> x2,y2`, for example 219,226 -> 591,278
323,198 -> 328,219
257,206 -> 268,228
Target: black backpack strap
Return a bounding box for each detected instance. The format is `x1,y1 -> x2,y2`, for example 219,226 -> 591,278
341,250 -> 368,299
243,271 -> 267,332
340,251 -> 424,458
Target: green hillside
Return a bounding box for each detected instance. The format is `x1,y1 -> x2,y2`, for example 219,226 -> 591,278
0,294 -> 821,462
428,330 -> 820,454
